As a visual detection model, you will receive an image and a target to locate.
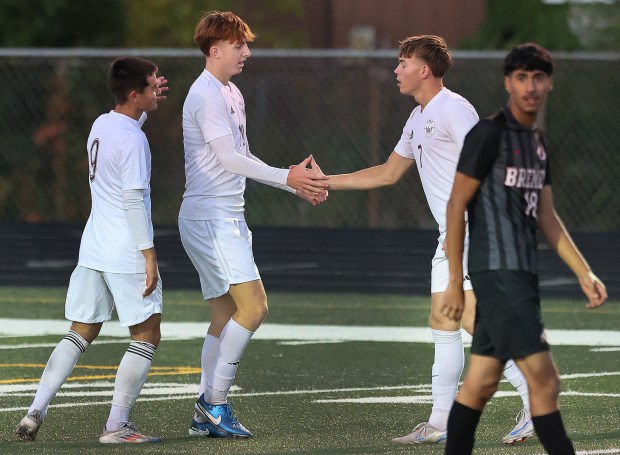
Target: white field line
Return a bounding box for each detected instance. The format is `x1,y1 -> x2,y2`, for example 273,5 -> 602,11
0,384 -> 433,413
315,389 -> 620,404
537,450 -> 620,455
1,318 -> 620,346
3,372 -> 620,412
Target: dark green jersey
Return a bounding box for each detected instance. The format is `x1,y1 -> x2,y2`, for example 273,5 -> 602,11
457,106 -> 551,274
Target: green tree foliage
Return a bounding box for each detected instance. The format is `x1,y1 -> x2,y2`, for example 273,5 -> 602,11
0,0 -> 126,47
461,0 -> 620,51
459,0 -> 581,50
567,2 -> 620,50
123,0 -> 309,48
0,0 -> 308,48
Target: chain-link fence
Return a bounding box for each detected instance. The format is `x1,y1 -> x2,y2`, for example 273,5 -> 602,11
1,49 -> 618,231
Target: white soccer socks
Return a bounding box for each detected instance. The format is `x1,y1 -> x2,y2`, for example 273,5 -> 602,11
205,319 -> 253,405
30,330 -> 90,419
198,334 -> 221,398
503,359 -> 530,412
429,329 -> 464,431
105,340 -> 157,431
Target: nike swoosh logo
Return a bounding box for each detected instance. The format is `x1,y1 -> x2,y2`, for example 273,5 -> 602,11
204,411 -> 222,425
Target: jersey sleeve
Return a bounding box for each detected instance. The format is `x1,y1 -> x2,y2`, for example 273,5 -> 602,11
444,100 -> 479,150
192,91 -> 233,144
119,133 -> 150,191
457,119 -> 503,181
394,110 -> 416,160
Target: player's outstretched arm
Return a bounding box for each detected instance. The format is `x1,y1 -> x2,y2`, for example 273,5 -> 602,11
210,136 -> 328,195
327,151 -> 413,191
537,186 -> 607,308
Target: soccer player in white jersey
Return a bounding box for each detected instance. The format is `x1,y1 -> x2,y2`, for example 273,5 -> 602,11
326,35 -> 533,445
16,57 -> 166,444
180,11 -> 328,439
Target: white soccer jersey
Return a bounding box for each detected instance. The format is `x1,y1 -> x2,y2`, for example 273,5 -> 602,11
394,88 -> 478,234
180,69 -> 250,220
78,111 -> 153,273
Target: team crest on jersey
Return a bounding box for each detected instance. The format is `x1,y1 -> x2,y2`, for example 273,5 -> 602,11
424,119 -> 435,137
536,144 -> 547,161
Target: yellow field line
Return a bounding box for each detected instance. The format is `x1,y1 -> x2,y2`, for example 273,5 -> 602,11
0,364 -> 200,384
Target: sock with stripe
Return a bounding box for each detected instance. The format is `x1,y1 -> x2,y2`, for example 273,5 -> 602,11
105,340 -> 157,431
428,329 -> 464,431
30,330 -> 90,419
503,360 -> 530,412
205,319 -> 253,405
532,411 -> 576,455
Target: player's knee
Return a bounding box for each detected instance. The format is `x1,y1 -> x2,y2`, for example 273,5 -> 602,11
256,298 -> 268,322
239,296 -> 268,327
529,372 -> 561,399
70,322 -> 102,343
134,328 -> 160,346
460,377 -> 497,407
478,379 -> 499,402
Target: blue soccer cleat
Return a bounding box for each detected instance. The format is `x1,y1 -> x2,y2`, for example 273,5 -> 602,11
188,417 -> 211,437
194,395 -> 253,438
188,414 -> 228,438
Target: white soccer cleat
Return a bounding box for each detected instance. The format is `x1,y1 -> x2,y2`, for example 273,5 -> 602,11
99,422 -> 161,444
392,421 -> 447,444
15,410 -> 43,442
501,409 -> 535,445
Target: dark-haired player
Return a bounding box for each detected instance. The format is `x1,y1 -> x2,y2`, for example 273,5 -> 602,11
16,57 -> 167,444
443,42 -> 607,454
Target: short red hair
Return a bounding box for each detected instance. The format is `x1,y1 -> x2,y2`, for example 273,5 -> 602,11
194,11 -> 256,57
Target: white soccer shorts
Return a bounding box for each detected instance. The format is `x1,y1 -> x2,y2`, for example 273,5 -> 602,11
430,237 -> 473,293
178,218 -> 261,300
65,265 -> 163,327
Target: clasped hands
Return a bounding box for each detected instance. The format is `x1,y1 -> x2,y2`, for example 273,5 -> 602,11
287,155 -> 329,206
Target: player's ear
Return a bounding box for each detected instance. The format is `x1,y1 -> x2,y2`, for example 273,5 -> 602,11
210,44 -> 220,59
503,75 -> 512,94
127,89 -> 139,104
547,76 -> 554,93
421,64 -> 431,79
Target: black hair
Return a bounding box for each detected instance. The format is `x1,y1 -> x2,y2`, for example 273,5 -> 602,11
504,42 -> 553,76
107,57 -> 157,104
